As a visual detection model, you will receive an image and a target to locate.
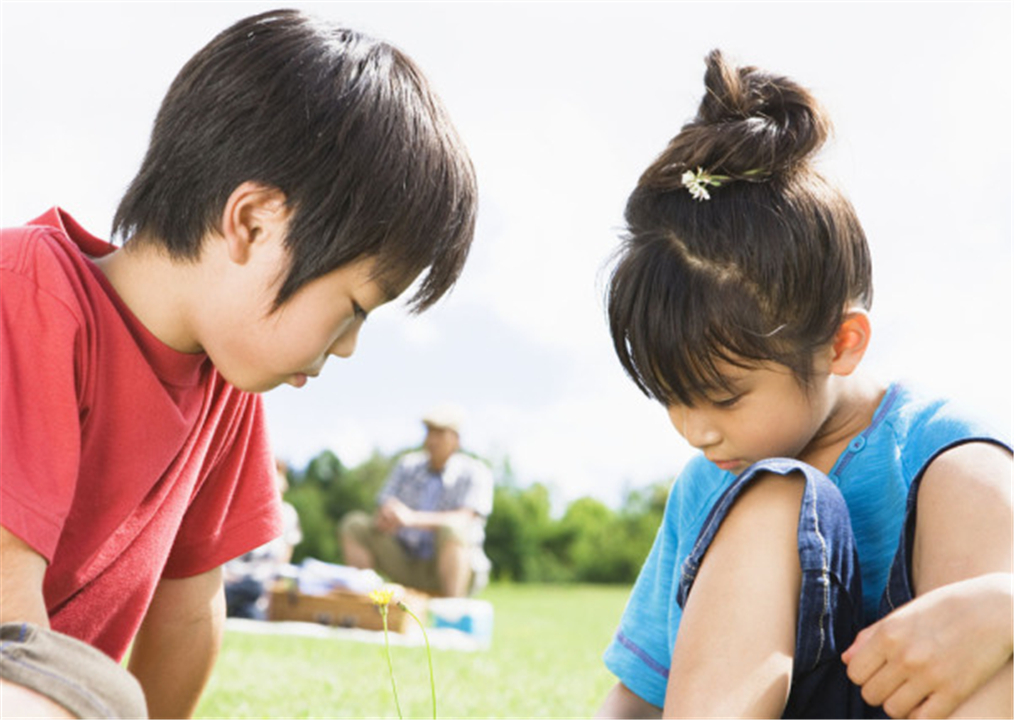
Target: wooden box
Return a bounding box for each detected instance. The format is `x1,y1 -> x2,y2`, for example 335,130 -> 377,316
267,584 -> 427,633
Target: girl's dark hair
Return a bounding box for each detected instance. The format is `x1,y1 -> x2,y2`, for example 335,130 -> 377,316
113,9 -> 476,312
607,50 -> 872,406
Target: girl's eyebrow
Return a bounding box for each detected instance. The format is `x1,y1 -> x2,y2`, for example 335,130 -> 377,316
705,373 -> 749,398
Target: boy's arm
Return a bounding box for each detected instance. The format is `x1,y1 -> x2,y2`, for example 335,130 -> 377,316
1,527 -> 148,718
0,526 -> 50,628
128,566 -> 226,719
844,442 -> 1013,718
0,526 -> 72,717
596,682 -> 663,719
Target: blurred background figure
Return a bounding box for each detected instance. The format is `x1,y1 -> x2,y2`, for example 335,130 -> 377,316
224,459 -> 304,619
341,405 -> 494,597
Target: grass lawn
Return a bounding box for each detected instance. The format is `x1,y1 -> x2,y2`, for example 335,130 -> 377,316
196,583 -> 631,718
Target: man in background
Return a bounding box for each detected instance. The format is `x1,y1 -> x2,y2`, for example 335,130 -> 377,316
340,405 -> 493,597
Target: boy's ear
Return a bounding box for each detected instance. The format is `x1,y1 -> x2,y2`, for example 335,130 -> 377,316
828,309 -> 872,377
219,181 -> 289,265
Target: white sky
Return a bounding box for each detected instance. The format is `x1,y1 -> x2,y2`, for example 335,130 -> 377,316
2,1 -> 1010,509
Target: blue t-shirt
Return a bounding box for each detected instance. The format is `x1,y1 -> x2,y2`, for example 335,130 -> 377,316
603,383 -> 1010,708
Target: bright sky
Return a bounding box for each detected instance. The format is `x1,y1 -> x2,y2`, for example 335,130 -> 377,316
2,2 -> 1010,509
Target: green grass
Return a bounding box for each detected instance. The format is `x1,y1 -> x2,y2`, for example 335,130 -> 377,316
196,583 -> 631,718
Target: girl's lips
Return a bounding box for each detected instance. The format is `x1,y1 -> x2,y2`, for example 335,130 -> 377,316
288,373 -> 309,388
712,459 -> 743,472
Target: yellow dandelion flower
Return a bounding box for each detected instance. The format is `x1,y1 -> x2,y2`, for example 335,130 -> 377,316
369,588 -> 395,607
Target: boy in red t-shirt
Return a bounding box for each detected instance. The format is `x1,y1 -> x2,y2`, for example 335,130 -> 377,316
0,9 -> 477,718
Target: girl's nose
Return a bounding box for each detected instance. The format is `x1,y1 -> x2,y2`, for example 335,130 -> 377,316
669,405 -> 721,449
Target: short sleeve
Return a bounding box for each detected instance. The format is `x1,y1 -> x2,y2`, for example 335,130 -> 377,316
601,456 -> 729,709
458,458 -> 494,517
1,240 -> 85,560
162,389 -> 282,578
601,511 -> 676,709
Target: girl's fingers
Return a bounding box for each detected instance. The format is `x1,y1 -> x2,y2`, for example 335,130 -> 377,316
841,626 -> 871,665
909,693 -> 956,720
859,663 -> 907,710
879,680 -> 931,719
844,640 -> 884,686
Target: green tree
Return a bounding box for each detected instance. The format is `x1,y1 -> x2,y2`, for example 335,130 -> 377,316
557,497 -> 620,582
485,481 -> 561,582
286,481 -> 338,564
324,449 -> 398,523
285,448 -> 401,565
285,450 -> 345,564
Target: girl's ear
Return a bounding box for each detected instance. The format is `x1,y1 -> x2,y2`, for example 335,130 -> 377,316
829,310 -> 872,377
219,181 -> 289,265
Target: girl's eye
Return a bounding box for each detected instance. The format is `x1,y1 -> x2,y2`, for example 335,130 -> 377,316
352,302 -> 368,322
712,394 -> 742,409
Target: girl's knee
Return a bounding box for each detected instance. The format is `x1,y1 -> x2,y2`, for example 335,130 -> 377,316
698,471 -> 806,589
730,471 -> 807,519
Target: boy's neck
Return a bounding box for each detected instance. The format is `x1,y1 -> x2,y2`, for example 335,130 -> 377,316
92,243 -> 204,355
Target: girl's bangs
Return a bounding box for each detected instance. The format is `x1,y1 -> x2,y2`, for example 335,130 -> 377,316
609,235 -> 776,406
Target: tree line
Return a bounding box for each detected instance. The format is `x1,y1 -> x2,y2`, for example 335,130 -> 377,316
283,448 -> 670,584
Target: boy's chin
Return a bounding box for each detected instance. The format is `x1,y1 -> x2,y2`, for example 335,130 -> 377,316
220,372 -> 286,394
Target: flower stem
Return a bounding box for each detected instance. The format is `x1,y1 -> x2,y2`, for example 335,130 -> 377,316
400,602 -> 437,719
380,607 -> 403,719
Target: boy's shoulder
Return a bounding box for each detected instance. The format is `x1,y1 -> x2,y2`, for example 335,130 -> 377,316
2,208 -> 112,296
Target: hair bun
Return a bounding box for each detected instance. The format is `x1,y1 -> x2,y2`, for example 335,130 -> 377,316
643,49 -> 831,187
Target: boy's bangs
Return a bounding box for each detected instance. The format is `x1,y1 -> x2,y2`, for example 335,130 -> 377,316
608,235 -> 775,406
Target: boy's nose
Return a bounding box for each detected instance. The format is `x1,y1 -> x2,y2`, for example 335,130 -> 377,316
330,325 -> 361,359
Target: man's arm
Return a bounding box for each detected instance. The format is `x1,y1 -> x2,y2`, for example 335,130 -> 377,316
844,442 -> 1013,718
128,566 -> 226,719
376,497 -> 477,533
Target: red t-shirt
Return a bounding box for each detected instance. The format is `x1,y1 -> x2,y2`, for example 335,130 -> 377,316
0,208 -> 283,660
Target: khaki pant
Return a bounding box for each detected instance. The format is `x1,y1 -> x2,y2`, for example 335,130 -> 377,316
0,623 -> 148,718
341,510 -> 479,595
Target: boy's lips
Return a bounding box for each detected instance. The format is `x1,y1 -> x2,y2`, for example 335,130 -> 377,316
287,371 -> 318,388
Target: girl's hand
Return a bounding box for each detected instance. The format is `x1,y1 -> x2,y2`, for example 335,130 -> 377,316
842,573 -> 1012,718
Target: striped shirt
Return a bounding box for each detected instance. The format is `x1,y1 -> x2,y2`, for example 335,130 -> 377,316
379,451 -> 494,562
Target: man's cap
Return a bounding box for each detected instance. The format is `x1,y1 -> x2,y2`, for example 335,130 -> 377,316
422,403 -> 465,433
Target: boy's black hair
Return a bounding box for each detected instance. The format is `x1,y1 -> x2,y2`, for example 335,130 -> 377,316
113,9 -> 476,312
607,50 -> 872,406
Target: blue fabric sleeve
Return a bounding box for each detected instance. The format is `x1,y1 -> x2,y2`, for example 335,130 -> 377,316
602,457 -> 733,708
601,515 -> 673,709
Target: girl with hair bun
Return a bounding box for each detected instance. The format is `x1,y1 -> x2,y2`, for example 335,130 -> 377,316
598,50 -> 1011,718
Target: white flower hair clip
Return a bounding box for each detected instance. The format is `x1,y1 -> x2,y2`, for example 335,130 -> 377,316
680,167 -> 729,201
